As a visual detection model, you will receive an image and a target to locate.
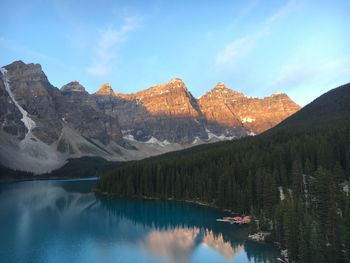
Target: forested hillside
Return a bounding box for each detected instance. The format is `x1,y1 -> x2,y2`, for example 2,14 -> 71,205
97,83 -> 350,263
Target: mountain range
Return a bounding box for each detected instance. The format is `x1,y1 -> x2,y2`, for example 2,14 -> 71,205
0,61 -> 300,173
95,80 -> 350,263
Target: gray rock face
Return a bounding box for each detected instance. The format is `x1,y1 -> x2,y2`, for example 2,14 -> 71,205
4,61 -> 62,144
93,79 -> 299,142
1,62 -> 124,146
94,79 -> 209,143
0,61 -> 125,173
56,90 -> 122,145
61,81 -> 88,93
0,60 -> 300,174
198,83 -> 301,134
0,71 -> 26,140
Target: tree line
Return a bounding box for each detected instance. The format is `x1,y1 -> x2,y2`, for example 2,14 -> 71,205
97,115 -> 350,262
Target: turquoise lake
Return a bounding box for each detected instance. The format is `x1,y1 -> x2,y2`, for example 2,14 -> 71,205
0,179 -> 280,263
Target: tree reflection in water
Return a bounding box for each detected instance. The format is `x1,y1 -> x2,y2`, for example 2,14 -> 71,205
0,180 -> 279,263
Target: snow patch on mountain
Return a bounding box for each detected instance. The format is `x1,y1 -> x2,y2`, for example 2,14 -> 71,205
342,183 -> 349,195
192,136 -> 201,144
242,117 -> 255,123
123,134 -> 172,147
123,134 -> 136,141
1,68 -> 64,174
146,137 -> 171,147
247,131 -> 256,136
278,186 -> 285,200
205,128 -> 235,141
1,68 -> 36,137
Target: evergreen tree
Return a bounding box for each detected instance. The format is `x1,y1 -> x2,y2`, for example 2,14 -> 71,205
345,195 -> 350,263
298,214 -> 311,263
263,172 -> 277,215
96,104 -> 350,261
283,197 -> 299,260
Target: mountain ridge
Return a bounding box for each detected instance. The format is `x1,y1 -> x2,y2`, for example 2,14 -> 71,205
93,78 -> 300,137
96,80 -> 350,263
0,60 -> 300,173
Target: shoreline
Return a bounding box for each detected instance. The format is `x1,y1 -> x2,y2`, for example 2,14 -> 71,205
92,188 -> 233,213
91,188 -> 285,250
0,175 -> 100,183
2,178 -> 286,260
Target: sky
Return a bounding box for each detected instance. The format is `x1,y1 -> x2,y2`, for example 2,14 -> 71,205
0,0 -> 350,106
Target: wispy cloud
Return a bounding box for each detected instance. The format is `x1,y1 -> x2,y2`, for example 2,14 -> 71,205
215,35 -> 257,70
276,54 -> 350,105
86,16 -> 141,77
215,0 -> 298,70
0,36 -> 64,67
278,56 -> 350,83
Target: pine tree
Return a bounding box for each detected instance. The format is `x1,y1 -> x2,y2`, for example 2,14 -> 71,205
333,161 -> 346,185
216,174 -> 225,207
291,159 -> 303,200
312,168 -> 331,231
263,172 -> 277,215
298,214 -> 311,263
309,222 -> 323,263
345,195 -> 350,263
283,197 -> 299,261
346,146 -> 350,180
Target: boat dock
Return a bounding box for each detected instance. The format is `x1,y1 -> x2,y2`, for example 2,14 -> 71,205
216,216 -> 252,224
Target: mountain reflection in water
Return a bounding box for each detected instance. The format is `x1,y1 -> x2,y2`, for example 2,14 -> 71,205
0,179 -> 279,263
142,228 -> 244,261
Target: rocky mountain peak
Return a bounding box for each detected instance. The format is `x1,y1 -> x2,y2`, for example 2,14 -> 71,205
164,78 -> 194,98
213,82 -> 226,90
200,83 -> 245,101
168,77 -> 185,85
270,92 -> 289,99
167,77 -> 186,88
0,59 -> 302,173
6,60 -> 26,67
4,61 -> 47,83
198,82 -> 301,134
212,82 -> 245,97
61,81 -> 87,93
96,83 -> 115,95
167,77 -> 187,89
136,78 -> 189,99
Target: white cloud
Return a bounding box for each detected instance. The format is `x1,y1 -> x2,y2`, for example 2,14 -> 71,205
87,16 -> 141,77
277,57 -> 350,85
276,56 -> 350,105
215,0 -> 298,70
0,37 -> 65,68
215,35 -> 258,70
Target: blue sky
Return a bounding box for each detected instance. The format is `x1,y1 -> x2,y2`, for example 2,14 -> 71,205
1,0 -> 349,105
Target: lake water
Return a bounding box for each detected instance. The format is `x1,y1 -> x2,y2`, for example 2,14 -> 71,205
0,179 -> 280,263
